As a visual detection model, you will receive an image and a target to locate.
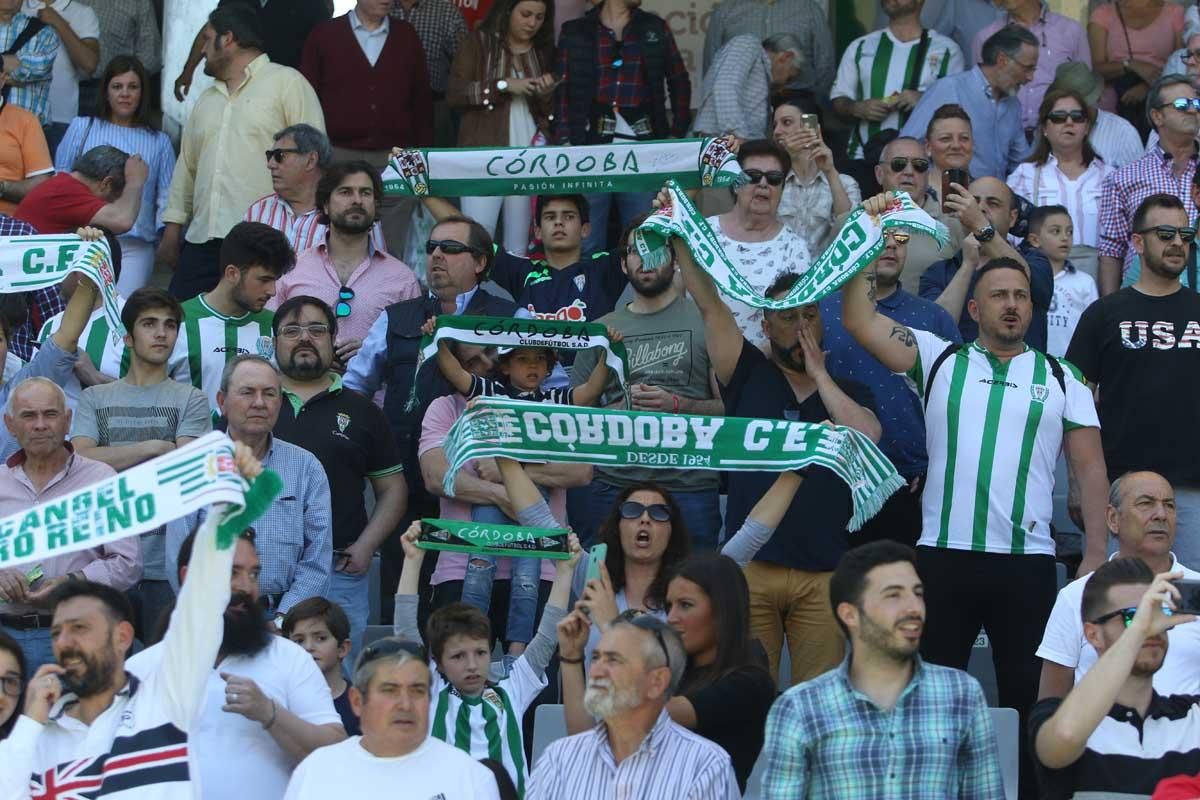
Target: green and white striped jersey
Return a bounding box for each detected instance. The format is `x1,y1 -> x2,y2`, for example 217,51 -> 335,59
831,28 -> 963,159
904,329 -> 1098,556
429,657 -> 546,797
168,295 -> 274,422
37,299 -> 129,409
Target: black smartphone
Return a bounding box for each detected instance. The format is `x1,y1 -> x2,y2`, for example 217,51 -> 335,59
942,168 -> 970,213
1174,579 -> 1200,615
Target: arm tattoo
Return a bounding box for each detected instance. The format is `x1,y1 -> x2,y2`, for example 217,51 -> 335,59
889,325 -> 916,347
866,272 -> 878,303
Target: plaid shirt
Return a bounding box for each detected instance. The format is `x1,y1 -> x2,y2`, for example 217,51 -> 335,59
80,0 -> 162,76
554,14 -> 691,143
389,0 -> 466,94
0,214 -> 63,362
1099,144 -> 1200,269
702,0 -> 834,97
762,653 -> 1005,799
0,11 -> 59,125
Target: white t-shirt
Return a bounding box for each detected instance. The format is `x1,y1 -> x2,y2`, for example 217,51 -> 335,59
284,736 -> 500,800
127,635 -> 343,800
24,0 -> 100,125
1047,267 -> 1099,358
1036,554 -> 1200,695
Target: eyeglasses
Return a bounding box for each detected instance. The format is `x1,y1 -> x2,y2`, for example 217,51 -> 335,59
278,323 -> 331,340
425,239 -> 483,256
619,501 -> 671,522
335,286 -> 354,318
619,610 -> 672,672
884,157 -> 930,174
1046,109 -> 1087,124
1136,225 -> 1198,243
0,674 -> 20,698
883,230 -> 911,244
1156,97 -> 1200,113
265,148 -> 302,163
1185,50 -> 1200,63
358,638 -> 428,669
742,169 -> 786,187
1091,606 -> 1139,628
1011,58 -> 1037,72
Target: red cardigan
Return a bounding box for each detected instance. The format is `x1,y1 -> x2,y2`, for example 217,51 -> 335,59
300,15 -> 433,150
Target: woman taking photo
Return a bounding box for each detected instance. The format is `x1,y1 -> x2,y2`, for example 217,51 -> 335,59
448,0 -> 557,255
54,55 -> 175,296
1089,0 -> 1184,139
924,103 -> 973,206
1007,88 -> 1110,280
0,631 -> 25,740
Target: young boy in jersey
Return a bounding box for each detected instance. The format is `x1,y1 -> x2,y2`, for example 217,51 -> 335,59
1025,204 -> 1098,357
394,518 -> 580,796
283,597 -> 359,736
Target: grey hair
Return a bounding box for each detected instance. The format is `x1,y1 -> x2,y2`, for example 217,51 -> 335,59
879,135 -> 924,163
1108,470 -> 1173,511
5,376 -> 68,417
274,124 -> 333,169
351,638 -> 428,694
762,33 -> 805,68
73,145 -> 130,196
980,24 -> 1038,67
610,615 -> 687,697
1147,73 -> 1197,128
218,354 -> 281,395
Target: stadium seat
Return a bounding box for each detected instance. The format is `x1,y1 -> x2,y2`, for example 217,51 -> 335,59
363,624 -> 392,648
368,554 -> 381,624
531,703 -> 567,766
991,707 -> 1020,800
968,631 -> 999,707
1057,561 -> 1068,591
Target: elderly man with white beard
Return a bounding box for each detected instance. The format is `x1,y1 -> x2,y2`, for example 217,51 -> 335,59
527,613 -> 738,800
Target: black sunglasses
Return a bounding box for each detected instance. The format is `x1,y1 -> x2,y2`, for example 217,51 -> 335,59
265,147 -> 302,163
1046,109 -> 1087,124
1136,225 -> 1198,243
359,638 -> 428,668
335,286 -> 354,318
1091,606 -> 1139,628
885,157 -> 930,173
425,239 -> 482,256
619,501 -> 671,522
619,610 -> 672,671
742,169 -> 786,187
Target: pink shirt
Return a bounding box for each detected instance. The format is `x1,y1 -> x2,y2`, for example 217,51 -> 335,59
1091,3 -> 1184,110
418,394 -> 560,585
0,447 -> 142,614
268,238 -> 420,345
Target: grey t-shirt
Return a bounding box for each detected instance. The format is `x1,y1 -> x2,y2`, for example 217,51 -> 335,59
72,378 -> 213,578
571,294 -> 720,492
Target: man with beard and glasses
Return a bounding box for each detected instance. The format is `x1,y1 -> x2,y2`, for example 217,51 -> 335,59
842,190 -> 1109,799
664,184 -> 882,686
269,162 -> 419,376
1069,194 -> 1200,570
1033,560 -> 1200,797
272,295 -> 406,667
129,527 -> 345,800
71,288 -> 211,644
169,221 -> 295,423
0,445 -> 267,800
0,376 -> 140,673
527,614 -> 738,799
761,541 -> 1003,798
567,215 -> 725,549
819,228 -> 960,547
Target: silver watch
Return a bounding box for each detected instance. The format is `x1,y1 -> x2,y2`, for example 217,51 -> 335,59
497,79 -> 509,92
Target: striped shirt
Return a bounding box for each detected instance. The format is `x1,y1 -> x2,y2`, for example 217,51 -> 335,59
831,28 -> 962,159
1007,156 -> 1110,250
527,709 -> 739,800
1099,144 -> 1200,270
1089,109 -> 1145,170
37,300 -> 130,411
243,193 -> 385,254
761,653 -> 1003,800
167,294 -> 274,422
904,328 -> 1098,555
0,12 -> 59,125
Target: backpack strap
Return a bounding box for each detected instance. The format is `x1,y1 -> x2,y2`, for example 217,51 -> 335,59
1045,353 -> 1066,395
1,18 -> 47,102
922,342 -> 963,412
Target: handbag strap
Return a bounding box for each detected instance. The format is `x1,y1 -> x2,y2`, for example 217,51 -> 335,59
1113,2 -> 1136,64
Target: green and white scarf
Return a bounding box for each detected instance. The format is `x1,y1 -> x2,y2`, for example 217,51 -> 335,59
441,398 -> 904,530
418,518 -> 570,560
0,235 -> 123,340
383,138 -> 745,197
0,432 -> 282,569
635,182 -> 949,309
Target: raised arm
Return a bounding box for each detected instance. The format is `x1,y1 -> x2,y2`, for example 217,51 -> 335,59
841,265 -> 918,374
720,471 -> 804,567
571,328 -> 622,407
800,327 -> 881,441
435,338 -> 474,395
932,235 -> 981,322
669,234 -> 744,386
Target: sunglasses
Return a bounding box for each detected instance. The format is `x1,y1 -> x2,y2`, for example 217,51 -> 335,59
883,230 -> 911,244
265,147 -> 302,163
1046,109 -> 1087,124
1157,97 -> 1200,113
278,323 -> 331,341
1091,606 -> 1139,628
742,169 -> 786,187
358,638 -> 428,668
425,239 -> 482,256
885,157 -> 930,173
334,286 -> 354,318
1136,225 -> 1198,243
618,610 -> 672,671
619,501 -> 671,522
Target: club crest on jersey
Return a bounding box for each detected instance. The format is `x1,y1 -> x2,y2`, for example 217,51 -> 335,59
574,274 -> 586,293
337,412 -> 350,433
482,688 -> 504,711
256,336 -> 274,358
1031,384 -> 1049,404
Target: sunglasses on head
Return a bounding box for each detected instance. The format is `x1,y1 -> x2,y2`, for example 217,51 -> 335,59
1136,225 -> 1197,243
742,169 -> 786,187
619,610 -> 672,672
425,239 -> 483,256
619,501 -> 671,522
358,638 -> 428,669
335,286 -> 354,318
1046,109 -> 1087,124
265,147 -> 302,163
1091,606 -> 1139,628
1158,97 -> 1200,113
885,157 -> 930,174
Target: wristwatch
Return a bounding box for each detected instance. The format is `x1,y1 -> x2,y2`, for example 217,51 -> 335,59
273,613 -> 285,630
974,224 -> 996,243
496,79 -> 509,92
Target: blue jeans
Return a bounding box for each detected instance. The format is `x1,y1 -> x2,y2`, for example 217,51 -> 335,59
328,569 -> 369,672
2,626 -> 53,673
462,500 -> 546,645
575,479 -> 723,552
582,191 -> 656,254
